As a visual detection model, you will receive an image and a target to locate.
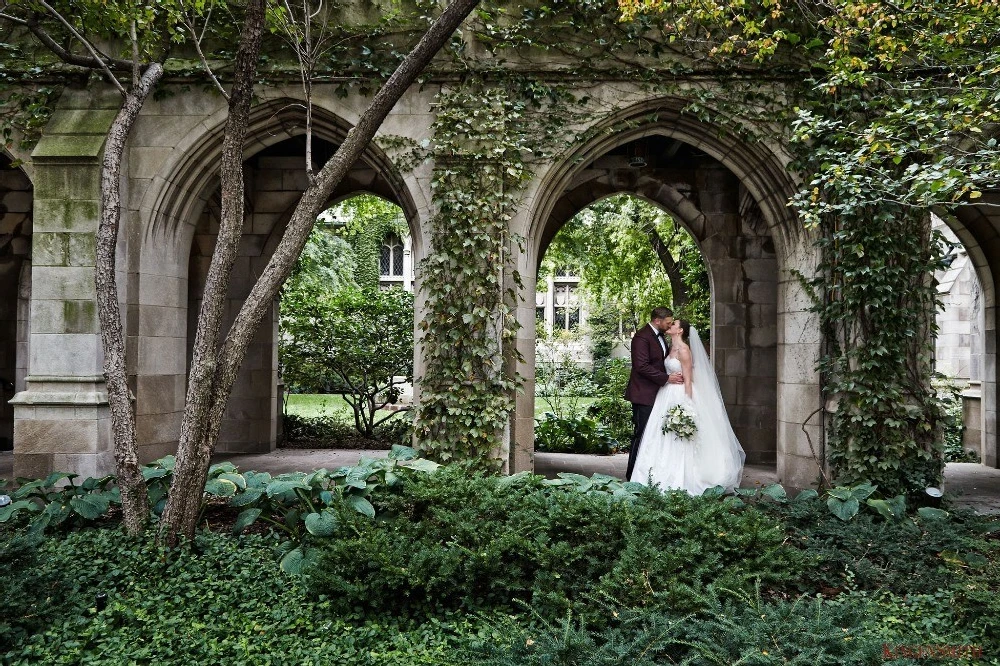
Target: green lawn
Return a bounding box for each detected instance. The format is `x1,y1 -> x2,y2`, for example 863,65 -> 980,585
533,396 -> 599,418
285,393 -> 354,418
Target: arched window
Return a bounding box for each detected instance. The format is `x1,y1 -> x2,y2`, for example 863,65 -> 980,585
380,233 -> 404,277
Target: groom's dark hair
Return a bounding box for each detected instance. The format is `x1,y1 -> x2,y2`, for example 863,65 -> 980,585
651,307 -> 673,320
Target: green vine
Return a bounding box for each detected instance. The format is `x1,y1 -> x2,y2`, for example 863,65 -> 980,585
413,85 -> 532,469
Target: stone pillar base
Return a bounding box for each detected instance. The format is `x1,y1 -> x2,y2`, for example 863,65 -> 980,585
10,375 -> 112,479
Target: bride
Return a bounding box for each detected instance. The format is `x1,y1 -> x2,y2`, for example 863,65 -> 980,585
629,319 -> 746,494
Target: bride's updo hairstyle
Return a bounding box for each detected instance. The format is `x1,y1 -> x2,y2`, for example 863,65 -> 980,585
679,319 -> 691,344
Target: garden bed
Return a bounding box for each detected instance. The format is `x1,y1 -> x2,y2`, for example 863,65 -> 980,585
2,462 -> 999,664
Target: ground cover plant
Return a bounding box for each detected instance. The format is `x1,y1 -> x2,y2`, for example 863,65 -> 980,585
281,394 -> 413,449
2,461 -> 998,664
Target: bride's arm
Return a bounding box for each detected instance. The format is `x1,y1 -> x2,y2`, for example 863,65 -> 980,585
679,347 -> 693,399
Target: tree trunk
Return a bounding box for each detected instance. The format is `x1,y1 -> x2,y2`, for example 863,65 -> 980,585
159,0 -> 266,546
96,63 -> 163,536
160,0 -> 482,543
642,220 -> 688,307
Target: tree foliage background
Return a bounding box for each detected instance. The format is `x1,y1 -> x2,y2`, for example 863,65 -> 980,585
540,194 -> 710,341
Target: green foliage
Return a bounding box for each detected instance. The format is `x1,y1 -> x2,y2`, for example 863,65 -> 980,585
541,195 -> 704,333
280,286 -> 414,436
305,468 -> 802,621
471,589 -> 888,666
322,195 -> 405,290
533,412 -> 618,455
1,449 -> 440,543
585,396 -> 632,447
281,411 -> 411,449
281,219 -> 357,305
2,529 -> 478,665
0,531 -> 62,652
939,381 -> 980,463
757,494 -> 996,597
0,471 -> 119,536
414,84 -> 533,469
807,207 -> 947,496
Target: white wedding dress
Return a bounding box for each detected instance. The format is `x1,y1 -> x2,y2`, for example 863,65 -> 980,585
629,328 -> 746,495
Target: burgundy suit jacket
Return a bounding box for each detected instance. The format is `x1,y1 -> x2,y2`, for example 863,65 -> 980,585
624,324 -> 669,406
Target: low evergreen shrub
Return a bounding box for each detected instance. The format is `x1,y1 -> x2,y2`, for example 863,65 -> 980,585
305,469 -> 805,621
2,529 -> 477,665
469,588 -> 890,665
761,498 -> 994,595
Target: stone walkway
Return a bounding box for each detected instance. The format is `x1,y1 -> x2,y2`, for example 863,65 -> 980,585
2,450 -> 998,513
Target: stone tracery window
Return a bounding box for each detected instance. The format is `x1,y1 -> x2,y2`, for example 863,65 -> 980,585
380,232 -> 405,277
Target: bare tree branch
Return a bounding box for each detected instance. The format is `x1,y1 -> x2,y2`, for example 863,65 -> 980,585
36,0 -> 126,92
184,16 -> 230,101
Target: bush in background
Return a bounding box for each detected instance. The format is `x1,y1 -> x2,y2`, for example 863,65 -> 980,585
533,413 -> 619,454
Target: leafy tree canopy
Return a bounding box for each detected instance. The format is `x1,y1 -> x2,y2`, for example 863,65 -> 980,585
541,195 -> 708,334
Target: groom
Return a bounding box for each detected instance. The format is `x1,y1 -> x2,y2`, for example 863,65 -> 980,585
624,307 -> 683,480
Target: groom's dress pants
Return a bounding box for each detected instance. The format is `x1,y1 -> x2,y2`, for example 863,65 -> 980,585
627,403 -> 654,480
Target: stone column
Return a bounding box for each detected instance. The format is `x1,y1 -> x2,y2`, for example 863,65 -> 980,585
775,232 -> 825,489
11,86 -> 119,479
696,163 -> 778,464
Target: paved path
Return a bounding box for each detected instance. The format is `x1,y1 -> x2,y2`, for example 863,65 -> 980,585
2,449 -> 999,513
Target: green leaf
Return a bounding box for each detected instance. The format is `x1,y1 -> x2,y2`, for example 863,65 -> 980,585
497,471 -> 533,490
962,552 -> 989,569
266,478 -> 312,497
917,506 -> 950,521
401,459 -> 441,473
0,499 -> 36,522
304,510 -> 338,537
828,496 -> 860,521
218,472 -> 246,491
388,445 -> 418,460
866,497 -> 903,521
69,494 -> 110,520
233,508 -> 262,534
142,467 -> 169,480
280,547 -> 306,575
793,489 -> 819,501
209,462 -> 238,476
851,483 -> 878,501
760,483 -> 787,502
345,494 -> 375,518
229,487 -> 264,507
701,485 -> 726,498
204,478 -> 238,498
827,486 -> 854,501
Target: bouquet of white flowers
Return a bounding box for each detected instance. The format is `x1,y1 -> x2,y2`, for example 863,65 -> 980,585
661,404 -> 697,440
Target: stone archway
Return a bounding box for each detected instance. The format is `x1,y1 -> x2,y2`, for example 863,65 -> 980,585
942,198 -> 1000,468
514,98 -> 822,489
131,101 -> 418,461
0,154 -> 32,453
537,136 -> 779,465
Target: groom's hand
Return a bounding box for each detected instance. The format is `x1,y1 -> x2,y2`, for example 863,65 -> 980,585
667,372 -> 684,385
